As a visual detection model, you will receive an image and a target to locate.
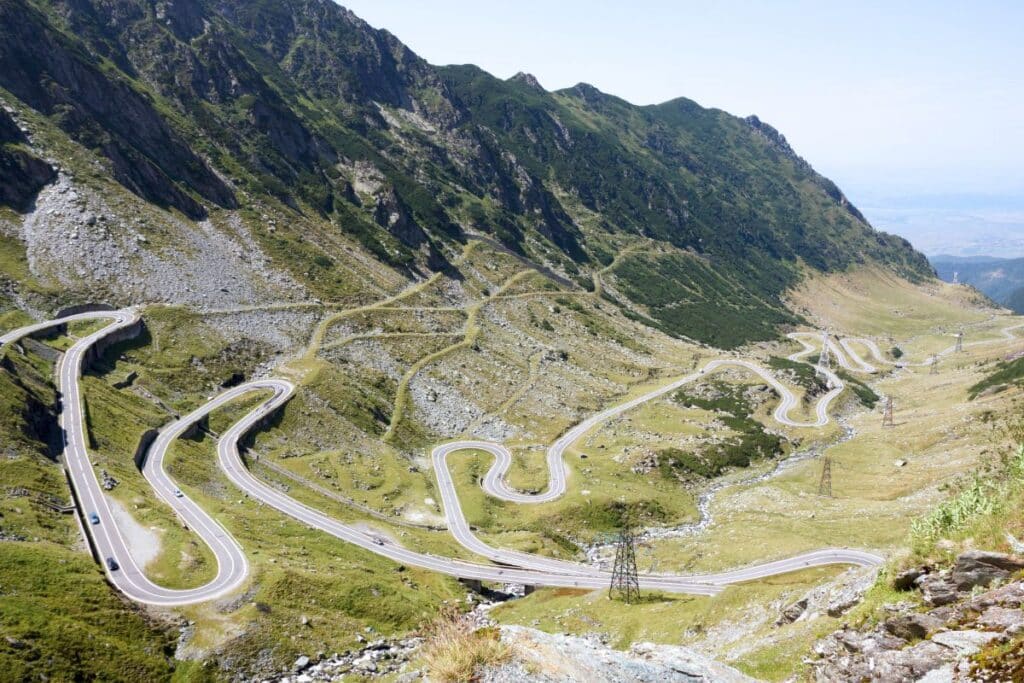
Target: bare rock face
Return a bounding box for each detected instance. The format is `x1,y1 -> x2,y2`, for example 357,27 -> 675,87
951,550 -> 1024,591
775,598 -> 808,626
0,108 -> 55,212
812,552 -> 1024,682
883,612 -> 944,641
373,186 -> 428,248
977,605 -> 1024,633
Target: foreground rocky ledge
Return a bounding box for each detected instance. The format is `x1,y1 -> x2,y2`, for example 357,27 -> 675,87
811,550 -> 1024,682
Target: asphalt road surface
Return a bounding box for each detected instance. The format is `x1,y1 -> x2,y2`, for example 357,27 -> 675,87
5,310 -> 249,605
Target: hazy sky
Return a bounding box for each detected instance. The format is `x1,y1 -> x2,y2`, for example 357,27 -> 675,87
340,1 -> 1024,254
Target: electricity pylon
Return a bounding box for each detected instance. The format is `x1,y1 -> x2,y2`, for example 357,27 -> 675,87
609,525 -> 640,603
882,397 -> 895,427
955,331 -> 964,353
930,356 -> 939,375
818,457 -> 832,497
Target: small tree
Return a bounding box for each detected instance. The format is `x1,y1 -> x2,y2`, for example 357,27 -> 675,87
891,346 -> 904,359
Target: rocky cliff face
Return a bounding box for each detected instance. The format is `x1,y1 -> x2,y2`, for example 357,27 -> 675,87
0,0 -> 932,347
0,107 -> 54,212
0,0 -> 236,218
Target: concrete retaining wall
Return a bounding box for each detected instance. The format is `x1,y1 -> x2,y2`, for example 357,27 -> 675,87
132,428 -> 159,470
55,303 -> 116,318
83,318 -> 144,368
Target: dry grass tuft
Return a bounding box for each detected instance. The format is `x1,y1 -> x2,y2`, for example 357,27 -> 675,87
419,606 -> 510,682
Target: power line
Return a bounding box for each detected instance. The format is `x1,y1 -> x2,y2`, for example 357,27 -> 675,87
609,523 -> 640,603
882,396 -> 895,427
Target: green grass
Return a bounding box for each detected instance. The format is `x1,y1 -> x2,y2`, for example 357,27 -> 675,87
0,543 -> 178,682
79,373 -> 220,590
164,417 -> 465,671
909,414 -> 1024,558
492,565 -> 843,677
767,356 -> 827,394
439,447 -> 698,554
99,306 -> 277,412
668,382 -> 786,477
836,368 -> 881,408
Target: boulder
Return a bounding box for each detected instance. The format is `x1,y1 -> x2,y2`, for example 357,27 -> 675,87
893,565 -> 929,591
826,568 -> 877,617
893,641 -> 957,679
919,574 -> 959,607
775,598 -> 808,626
930,629 -> 1001,656
883,612 -> 944,641
977,606 -> 1024,633
951,551 -> 1024,591
826,593 -> 861,618
812,636 -> 950,682
916,663 -> 955,683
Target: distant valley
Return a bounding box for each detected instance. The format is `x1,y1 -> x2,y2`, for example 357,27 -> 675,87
931,254 -> 1024,313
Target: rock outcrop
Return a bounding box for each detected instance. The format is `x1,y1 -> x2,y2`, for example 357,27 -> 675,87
0,108 -> 55,212
811,551 -> 1024,682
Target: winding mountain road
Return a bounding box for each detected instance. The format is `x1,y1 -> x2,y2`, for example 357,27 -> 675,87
15,310 -> 1020,605
4,310 -> 249,605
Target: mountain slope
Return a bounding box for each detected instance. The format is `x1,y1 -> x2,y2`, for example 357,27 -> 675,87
0,0 -> 930,348
931,255 -> 1024,313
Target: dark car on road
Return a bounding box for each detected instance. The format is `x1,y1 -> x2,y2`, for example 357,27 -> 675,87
106,557 -> 119,571
89,512 -> 100,525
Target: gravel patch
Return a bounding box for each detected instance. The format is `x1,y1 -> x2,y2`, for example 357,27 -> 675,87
106,497 -> 161,569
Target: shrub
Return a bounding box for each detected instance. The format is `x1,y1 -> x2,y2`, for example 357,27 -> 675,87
419,606 -> 509,682
910,435 -> 1024,553
666,383 -> 786,478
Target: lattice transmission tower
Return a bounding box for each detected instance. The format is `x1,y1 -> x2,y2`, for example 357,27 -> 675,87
609,525 -> 640,603
930,356 -> 939,375
882,397 -> 895,427
818,457 -> 832,497
955,331 -> 964,353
